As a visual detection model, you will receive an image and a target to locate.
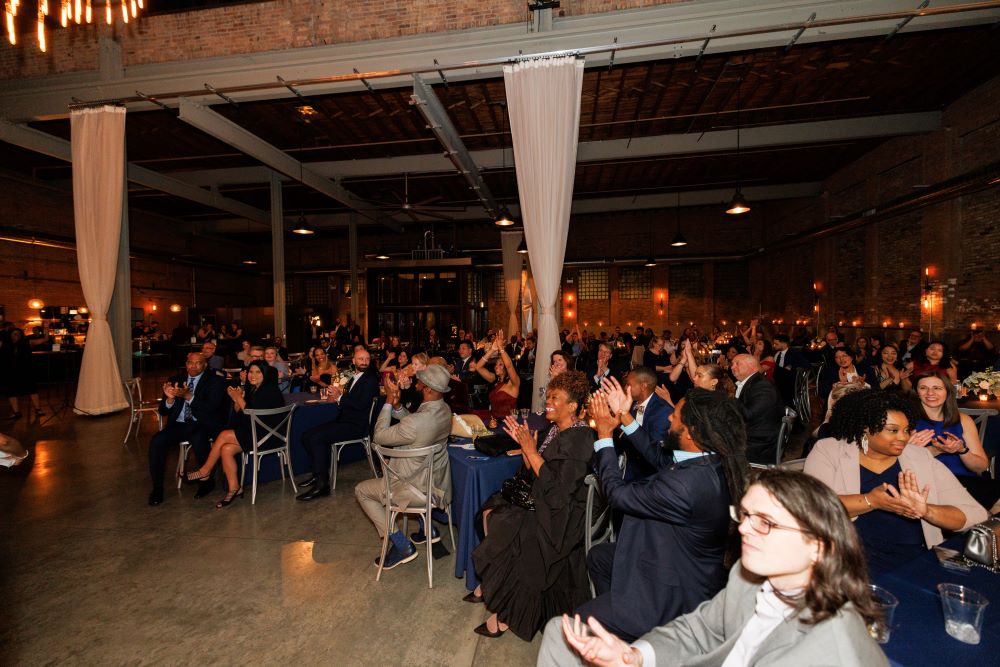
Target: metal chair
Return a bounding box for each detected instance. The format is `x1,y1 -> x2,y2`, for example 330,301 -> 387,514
630,345 -> 646,370
371,441 -> 456,588
122,377 -> 161,445
793,368 -> 811,423
959,407 -> 999,478
779,458 -> 807,472
238,403 -> 298,503
329,397 -> 380,489
584,473 -> 615,596
774,407 -> 798,466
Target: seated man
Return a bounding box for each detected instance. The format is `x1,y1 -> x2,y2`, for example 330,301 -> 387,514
201,340 -> 224,372
148,352 -> 228,506
580,388 -> 747,641
614,369 -> 672,479
731,354 -> 784,464
297,345 -> 379,501
586,342 -> 617,391
354,364 -> 453,569
818,346 -> 877,401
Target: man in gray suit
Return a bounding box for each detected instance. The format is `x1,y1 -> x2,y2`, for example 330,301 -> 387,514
354,363 -> 453,570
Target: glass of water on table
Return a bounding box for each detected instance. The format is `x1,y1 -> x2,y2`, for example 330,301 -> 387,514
938,583 -> 989,644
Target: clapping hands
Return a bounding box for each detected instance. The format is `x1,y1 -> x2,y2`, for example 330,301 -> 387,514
598,376 -> 632,416
502,415 -> 538,454
560,614 -> 643,667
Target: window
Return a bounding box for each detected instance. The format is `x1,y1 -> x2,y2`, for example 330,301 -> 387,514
618,267 -> 651,300
467,272 -> 484,303
304,277 -> 330,305
490,271 -> 506,301
669,265 -> 703,298
284,283 -> 295,306
577,268 -> 609,300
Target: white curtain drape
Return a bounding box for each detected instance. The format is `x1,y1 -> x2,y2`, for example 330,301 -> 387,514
500,230 -> 522,340
504,57 -> 584,411
521,268 -> 534,337
72,106 -> 129,415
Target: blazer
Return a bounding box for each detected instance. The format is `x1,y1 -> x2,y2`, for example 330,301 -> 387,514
594,447 -> 731,641
337,369 -> 380,431
373,398 -> 454,505
737,373 -> 784,461
804,438 -> 987,548
158,370 -> 229,437
773,347 -> 810,371
638,392 -> 671,444
618,396 -> 674,479
635,564 -> 889,667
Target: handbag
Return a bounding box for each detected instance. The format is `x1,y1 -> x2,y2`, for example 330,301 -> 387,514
500,469 -> 536,511
474,431 -> 518,457
963,515 -> 1000,572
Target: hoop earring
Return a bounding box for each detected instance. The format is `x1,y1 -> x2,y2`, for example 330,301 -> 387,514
861,435 -> 870,455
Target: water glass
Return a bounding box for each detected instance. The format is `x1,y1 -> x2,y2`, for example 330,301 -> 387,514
867,584 -> 899,644
320,387 -> 328,400
309,385 -> 318,394
519,408 -> 530,423
938,583 -> 989,645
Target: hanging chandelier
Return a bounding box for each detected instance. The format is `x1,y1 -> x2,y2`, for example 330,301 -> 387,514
5,1 -> 145,52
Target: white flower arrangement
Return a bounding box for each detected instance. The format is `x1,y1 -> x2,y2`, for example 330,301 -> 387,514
335,367 -> 355,388
962,370 -> 1000,395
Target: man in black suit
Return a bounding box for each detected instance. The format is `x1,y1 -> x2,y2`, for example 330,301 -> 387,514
148,352 -> 229,506
580,387 -> 747,641
452,340 -> 476,382
297,345 -> 380,501
772,333 -> 810,408
731,354 -> 784,464
586,342 -> 617,391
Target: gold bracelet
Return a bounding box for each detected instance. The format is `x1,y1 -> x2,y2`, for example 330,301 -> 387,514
863,494 -> 872,510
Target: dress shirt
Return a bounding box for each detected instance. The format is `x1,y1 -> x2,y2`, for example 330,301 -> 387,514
634,394 -> 652,426
775,350 -> 786,368
734,372 -> 757,398
720,582 -> 798,667
673,450 -> 709,463
175,371 -> 204,423
594,418 -> 644,452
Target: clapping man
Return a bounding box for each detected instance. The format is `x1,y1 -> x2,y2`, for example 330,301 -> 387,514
730,354 -> 785,465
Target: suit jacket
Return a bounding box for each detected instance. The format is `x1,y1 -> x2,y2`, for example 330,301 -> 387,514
454,355 -> 475,382
773,347 -> 810,371
619,395 -> 674,479
639,393 -> 671,443
594,447 -> 731,640
804,438 -> 987,548
337,369 -> 380,431
158,370 -> 228,437
373,398 -> 454,505
737,373 -> 784,463
636,564 -> 889,667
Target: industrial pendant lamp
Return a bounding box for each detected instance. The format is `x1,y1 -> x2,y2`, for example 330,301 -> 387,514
516,234 -> 528,254
374,249 -> 390,260
670,192 -> 688,246
292,212 -> 314,235
494,102 -> 518,227
726,75 -> 751,216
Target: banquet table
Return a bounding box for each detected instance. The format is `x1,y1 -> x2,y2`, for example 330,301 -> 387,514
875,539 -> 1000,666
959,397 -> 1000,455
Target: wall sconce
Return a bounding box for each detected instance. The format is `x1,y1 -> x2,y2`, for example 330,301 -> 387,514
169,304 -> 182,313
79,306 -> 89,314
638,321 -> 643,327
627,321 -> 633,327
722,320 -> 727,326
598,321 -> 604,327
566,309 -> 573,318
566,294 -> 574,303
151,304 -> 158,312
852,319 -> 860,327
882,321 -> 890,328
898,321 -> 905,328
28,298 -> 45,309
838,320 -> 844,326
971,323 -> 978,330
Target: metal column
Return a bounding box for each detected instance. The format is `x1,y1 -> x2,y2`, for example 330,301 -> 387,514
270,171 -> 286,340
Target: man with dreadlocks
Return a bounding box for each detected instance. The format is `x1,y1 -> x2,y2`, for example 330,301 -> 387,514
577,382 -> 749,641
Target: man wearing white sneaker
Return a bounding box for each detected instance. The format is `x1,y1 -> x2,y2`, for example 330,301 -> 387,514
354,363 -> 454,570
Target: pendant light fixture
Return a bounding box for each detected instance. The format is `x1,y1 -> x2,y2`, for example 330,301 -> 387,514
516,234 -> 528,254
374,249 -> 390,260
726,74 -> 751,216
670,191 -> 688,247
292,213 -> 314,235
494,101 -> 517,227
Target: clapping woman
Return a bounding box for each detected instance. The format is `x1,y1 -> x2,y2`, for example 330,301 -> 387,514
183,360 -> 285,508
473,330 -> 520,421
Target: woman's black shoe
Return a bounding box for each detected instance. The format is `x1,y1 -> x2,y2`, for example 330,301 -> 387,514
473,621 -> 505,638
216,487 -> 244,509
463,591 -> 484,604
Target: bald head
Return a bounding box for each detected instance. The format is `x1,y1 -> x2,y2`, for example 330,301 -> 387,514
731,354 -> 759,381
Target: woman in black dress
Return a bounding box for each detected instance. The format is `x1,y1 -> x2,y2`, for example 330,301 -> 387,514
2,328 -> 42,418
184,360 -> 284,508
467,370 -> 595,640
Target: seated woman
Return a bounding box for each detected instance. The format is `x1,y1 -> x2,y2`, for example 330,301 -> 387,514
913,372 -> 999,511
307,346 -> 338,391
549,350 -> 572,380
183,361 -> 286,508
642,336 -> 673,385
804,389 -> 987,576
751,338 -> 777,380
466,371 -> 595,640
264,346 -> 290,393
854,335 -> 871,366
655,339 -> 735,407
539,469 -> 889,667
872,343 -> 910,392
236,339 -> 252,364
471,332 -> 520,421
909,340 -> 959,384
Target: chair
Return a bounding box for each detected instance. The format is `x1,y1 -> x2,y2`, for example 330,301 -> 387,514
959,407 -> 999,478
584,473 -> 615,596
371,441 -> 456,588
329,397 -> 380,489
238,403 -> 298,503
793,368 -> 811,423
778,457 -> 807,472
630,345 -> 646,370
122,377 -> 161,445
774,407 -> 798,466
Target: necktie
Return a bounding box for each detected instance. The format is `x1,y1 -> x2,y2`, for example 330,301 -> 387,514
636,404 -> 645,417
183,376 -> 197,421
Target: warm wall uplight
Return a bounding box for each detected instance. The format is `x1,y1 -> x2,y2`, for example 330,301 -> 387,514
838,320 -> 844,326
169,304 -> 182,313
28,298 -> 44,309
566,310 -> 573,318
79,306 -> 89,314
566,294 -> 574,303
883,321 -> 890,328
898,321 -> 905,328
598,321 -> 604,327
971,323 -> 978,330
151,304 -> 157,312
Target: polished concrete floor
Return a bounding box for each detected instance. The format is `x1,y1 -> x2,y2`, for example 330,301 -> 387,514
0,380 -> 541,666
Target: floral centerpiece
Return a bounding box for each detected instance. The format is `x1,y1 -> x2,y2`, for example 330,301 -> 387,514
334,366 -> 355,390
962,370 -> 1000,400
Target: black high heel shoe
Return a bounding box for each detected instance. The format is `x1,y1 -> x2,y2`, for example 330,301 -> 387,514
182,469 -> 212,484
216,487 -> 244,509
473,617 -> 505,638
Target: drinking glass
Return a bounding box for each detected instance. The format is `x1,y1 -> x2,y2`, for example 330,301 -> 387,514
938,583 -> 989,645
867,585 -> 898,644
320,387 -> 328,400
309,385 -> 318,394
519,408 -> 530,423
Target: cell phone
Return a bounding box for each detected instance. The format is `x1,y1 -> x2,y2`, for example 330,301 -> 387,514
934,546 -> 971,572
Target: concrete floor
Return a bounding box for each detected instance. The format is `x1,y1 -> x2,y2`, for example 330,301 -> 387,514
0,379 -> 541,666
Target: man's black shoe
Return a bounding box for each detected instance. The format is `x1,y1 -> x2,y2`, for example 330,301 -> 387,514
194,478 -> 216,498
296,485 -> 331,501
298,476 -> 318,488
148,488 -> 164,506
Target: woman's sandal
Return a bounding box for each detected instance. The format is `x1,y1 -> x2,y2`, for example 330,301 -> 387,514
216,487 -> 244,509
182,469 -> 211,484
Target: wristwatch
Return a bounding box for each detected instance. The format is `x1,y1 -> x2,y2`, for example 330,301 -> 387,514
957,446 -> 970,455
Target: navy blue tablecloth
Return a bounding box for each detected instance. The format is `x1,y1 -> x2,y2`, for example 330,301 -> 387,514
875,539 -> 1000,666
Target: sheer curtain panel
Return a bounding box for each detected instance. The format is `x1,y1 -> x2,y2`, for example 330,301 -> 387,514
72,106 -> 129,415
500,230 -> 523,339
503,57 -> 584,410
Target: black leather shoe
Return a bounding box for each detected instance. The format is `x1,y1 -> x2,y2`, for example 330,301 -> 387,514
148,488 -> 164,506
473,621 -> 505,638
194,478 -> 216,499
296,485 -> 331,501
298,476 -> 318,488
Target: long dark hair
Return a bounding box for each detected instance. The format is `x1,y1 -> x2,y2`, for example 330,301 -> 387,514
699,363 -> 736,398
246,360 -> 278,396
913,372 -> 960,427
750,469 -> 880,627
917,340 -> 954,369
878,343 -> 903,370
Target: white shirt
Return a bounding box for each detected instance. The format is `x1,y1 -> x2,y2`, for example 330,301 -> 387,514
721,582 -> 797,667
735,371 -> 757,398
634,393 -> 652,426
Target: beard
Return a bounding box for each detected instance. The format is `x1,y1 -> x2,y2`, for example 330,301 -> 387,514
664,430 -> 683,452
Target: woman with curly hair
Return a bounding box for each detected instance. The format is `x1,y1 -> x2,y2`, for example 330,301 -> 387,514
804,389 -> 986,576
466,370 -> 595,640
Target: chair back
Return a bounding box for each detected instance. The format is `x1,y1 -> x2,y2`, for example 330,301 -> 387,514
246,403 -> 297,454
631,345 -> 646,369
793,367 -> 811,421
584,473 -> 614,553
123,377 -> 141,408
371,442 -> 446,509
366,396 -> 380,435
959,407 -> 998,443
774,407 -> 797,465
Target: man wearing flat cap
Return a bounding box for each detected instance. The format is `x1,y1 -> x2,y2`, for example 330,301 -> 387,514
354,363 -> 454,570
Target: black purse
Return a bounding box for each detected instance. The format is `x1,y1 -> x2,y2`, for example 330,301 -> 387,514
500,468 -> 536,511
474,431 -> 518,457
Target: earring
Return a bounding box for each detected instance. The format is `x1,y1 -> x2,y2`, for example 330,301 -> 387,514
861,435 -> 869,455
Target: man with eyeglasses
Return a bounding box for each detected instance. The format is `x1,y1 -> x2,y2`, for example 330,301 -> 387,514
579,386 -> 748,642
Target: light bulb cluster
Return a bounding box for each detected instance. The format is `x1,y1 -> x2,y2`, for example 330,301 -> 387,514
5,0 -> 143,52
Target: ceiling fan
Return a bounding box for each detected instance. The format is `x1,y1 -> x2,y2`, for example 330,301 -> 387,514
370,172 -> 467,222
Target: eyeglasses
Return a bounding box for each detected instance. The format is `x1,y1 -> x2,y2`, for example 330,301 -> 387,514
730,506 -> 810,536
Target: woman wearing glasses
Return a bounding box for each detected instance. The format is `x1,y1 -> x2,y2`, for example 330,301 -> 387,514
537,469 -> 888,666
804,389 -> 986,576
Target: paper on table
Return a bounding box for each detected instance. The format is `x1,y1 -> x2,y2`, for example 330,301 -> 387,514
448,442 -> 477,450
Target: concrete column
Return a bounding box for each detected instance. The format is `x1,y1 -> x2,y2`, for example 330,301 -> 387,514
270,171 -> 286,339
349,217 -> 360,335
109,150 -> 132,381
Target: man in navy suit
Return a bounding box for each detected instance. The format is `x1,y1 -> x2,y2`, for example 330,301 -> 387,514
617,367 -> 672,479
579,387 -> 747,641
148,352 -> 229,506
772,333 -> 810,408
297,345 -> 380,501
